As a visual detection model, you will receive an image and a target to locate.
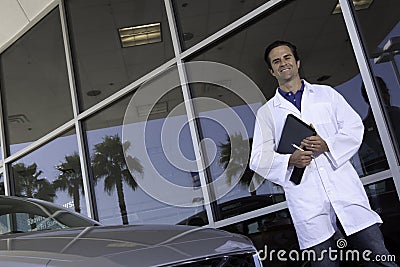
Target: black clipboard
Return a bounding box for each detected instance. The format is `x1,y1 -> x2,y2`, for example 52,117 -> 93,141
277,114 -> 316,185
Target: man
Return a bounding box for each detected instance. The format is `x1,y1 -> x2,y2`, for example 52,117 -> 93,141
250,40 -> 397,266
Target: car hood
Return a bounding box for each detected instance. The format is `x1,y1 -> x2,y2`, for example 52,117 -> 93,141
0,225 -> 256,267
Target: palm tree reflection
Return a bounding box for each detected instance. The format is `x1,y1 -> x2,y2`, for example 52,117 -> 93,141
54,152 -> 84,213
218,134 -> 263,196
13,163 -> 55,202
92,134 -> 143,225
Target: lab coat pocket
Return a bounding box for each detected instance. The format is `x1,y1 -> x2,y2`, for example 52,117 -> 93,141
309,103 -> 333,125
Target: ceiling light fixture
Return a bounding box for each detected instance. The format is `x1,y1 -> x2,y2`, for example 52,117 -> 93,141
118,22 -> 162,48
183,32 -> 194,41
137,102 -> 168,117
332,0 -> 373,14
87,90 -> 101,97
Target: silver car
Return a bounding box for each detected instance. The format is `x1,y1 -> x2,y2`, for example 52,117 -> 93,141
0,196 -> 262,266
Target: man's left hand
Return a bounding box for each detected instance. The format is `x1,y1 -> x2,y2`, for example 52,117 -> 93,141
301,135 -> 329,153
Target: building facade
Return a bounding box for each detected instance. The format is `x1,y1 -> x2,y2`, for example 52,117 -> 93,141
0,0 -> 399,265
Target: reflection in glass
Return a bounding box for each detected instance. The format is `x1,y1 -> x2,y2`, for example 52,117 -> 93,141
53,152 -> 85,213
0,173 -> 4,195
353,0 -> 400,159
364,179 -> 400,264
355,78 -> 390,176
11,129 -> 87,214
85,86 -> 207,226
13,163 -> 56,202
219,135 -> 264,195
92,135 -> 143,225
0,196 -> 97,235
173,0 -> 268,49
65,0 -> 174,111
0,8 -> 73,155
189,84 -> 284,220
221,209 -> 303,266
187,0 -> 383,219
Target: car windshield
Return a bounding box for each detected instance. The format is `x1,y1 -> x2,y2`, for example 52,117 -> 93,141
0,197 -> 98,235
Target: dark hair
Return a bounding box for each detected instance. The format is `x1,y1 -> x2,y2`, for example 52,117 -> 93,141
264,40 -> 300,69
361,76 -> 389,104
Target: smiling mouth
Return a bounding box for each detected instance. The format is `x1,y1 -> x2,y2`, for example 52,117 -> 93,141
280,68 -> 291,73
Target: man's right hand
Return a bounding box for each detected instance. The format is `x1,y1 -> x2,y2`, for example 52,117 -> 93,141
288,149 -> 313,168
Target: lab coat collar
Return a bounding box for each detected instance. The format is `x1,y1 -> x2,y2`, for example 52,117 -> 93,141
272,79 -> 313,115
302,80 -> 315,93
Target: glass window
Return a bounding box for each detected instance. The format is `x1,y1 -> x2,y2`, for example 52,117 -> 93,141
344,75 -> 389,176
364,179 -> 400,263
84,69 -> 207,226
0,197 -> 97,235
352,0 -> 400,161
0,173 -> 4,195
0,8 -> 73,155
173,0 -> 269,50
11,129 -> 87,215
186,81 -> 284,220
221,209 -> 303,266
65,0 -> 175,111
186,0 -> 388,221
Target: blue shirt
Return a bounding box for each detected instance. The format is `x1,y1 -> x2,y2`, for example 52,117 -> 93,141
278,82 -> 304,111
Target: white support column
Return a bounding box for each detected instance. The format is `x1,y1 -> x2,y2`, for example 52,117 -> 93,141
58,0 -> 97,219
163,0 -> 216,227
339,0 -> 400,199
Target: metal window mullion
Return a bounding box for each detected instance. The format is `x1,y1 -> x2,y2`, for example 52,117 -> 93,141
59,0 -> 79,117
339,0 -> 400,200
360,170 -> 392,186
180,0 -> 287,60
0,73 -> 11,195
214,202 -> 288,229
0,1 -> 76,164
164,0 -> 215,227
0,1 -> 58,54
0,1 -> 58,196
74,120 -> 98,220
59,0 -> 97,219
3,119 -> 75,164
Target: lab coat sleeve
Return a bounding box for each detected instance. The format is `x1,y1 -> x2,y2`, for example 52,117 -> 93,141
323,90 -> 364,169
250,105 -> 291,187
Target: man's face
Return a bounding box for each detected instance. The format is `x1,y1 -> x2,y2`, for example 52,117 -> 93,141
268,45 -> 300,84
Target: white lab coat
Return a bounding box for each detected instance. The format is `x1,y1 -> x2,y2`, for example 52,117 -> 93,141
250,80 -> 382,249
